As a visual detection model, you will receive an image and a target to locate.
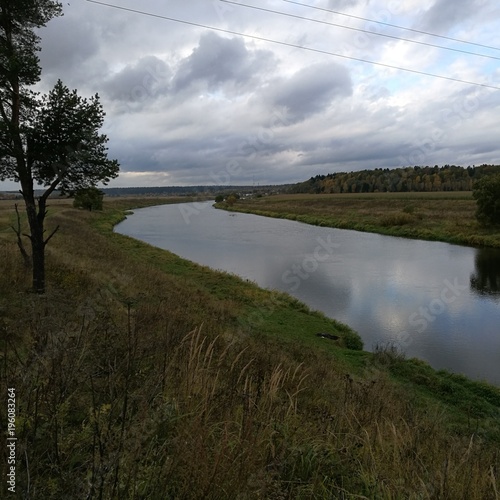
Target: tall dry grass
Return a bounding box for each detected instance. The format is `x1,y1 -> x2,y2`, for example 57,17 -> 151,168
0,200 -> 498,498
220,192 -> 500,248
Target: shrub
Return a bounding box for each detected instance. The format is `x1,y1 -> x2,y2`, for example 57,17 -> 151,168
342,329 -> 364,350
226,194 -> 237,207
379,213 -> 414,227
73,187 -> 104,211
373,343 -> 406,365
473,174 -> 500,225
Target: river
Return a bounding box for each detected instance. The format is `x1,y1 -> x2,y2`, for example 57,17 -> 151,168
115,201 -> 500,385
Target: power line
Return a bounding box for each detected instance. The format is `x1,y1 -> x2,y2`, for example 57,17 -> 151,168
222,0 -> 500,62
85,0 -> 500,91
281,0 -> 500,53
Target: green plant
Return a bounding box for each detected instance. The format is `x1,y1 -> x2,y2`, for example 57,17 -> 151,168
226,194 -> 237,207
1,199 -> 500,498
379,212 -> 414,227
473,173 -> 500,225
217,192 -> 500,248
0,4 -> 119,293
73,187 -> 104,211
373,342 -> 406,365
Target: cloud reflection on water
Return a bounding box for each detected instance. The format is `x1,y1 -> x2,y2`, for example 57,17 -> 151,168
116,202 -> 500,384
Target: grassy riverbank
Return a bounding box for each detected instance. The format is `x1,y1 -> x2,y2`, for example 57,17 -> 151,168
217,192 -> 500,248
1,197 -> 499,498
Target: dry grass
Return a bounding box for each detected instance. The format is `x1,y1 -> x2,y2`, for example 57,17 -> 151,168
0,198 -> 499,498
222,192 -> 500,248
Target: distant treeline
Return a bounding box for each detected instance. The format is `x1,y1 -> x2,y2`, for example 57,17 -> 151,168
102,185 -> 232,197
102,184 -> 289,197
290,165 -> 500,194
0,185 -> 292,199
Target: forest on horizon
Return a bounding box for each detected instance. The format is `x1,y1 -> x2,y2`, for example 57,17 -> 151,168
290,164 -> 500,194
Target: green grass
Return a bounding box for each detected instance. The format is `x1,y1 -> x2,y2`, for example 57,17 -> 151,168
372,346 -> 500,442
1,197 -> 499,499
217,192 -> 500,248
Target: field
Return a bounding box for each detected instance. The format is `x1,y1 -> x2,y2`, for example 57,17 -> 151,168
1,197 -> 500,498
219,192 -> 500,248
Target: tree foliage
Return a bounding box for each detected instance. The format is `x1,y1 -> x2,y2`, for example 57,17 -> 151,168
290,165 -> 500,194
0,0 -> 119,292
226,194 -> 237,206
29,79 -> 119,194
73,186 -> 104,211
473,173 -> 500,225
0,0 -> 62,87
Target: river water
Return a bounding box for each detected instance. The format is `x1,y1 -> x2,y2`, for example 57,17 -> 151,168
115,201 -> 500,385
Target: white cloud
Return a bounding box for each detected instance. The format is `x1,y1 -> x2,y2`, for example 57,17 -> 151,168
1,0 -> 499,190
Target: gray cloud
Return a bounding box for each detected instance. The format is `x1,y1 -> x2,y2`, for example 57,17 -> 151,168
103,56 -> 172,103
38,15 -> 101,78
172,32 -> 275,94
327,0 -> 371,8
266,62 -> 352,122
2,0 -> 499,191
418,0 -> 485,32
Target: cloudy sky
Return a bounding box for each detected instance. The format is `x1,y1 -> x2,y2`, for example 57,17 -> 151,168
3,0 -> 500,189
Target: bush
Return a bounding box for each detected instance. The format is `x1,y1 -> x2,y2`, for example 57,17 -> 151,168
379,213 -> 414,227
473,174 -> 500,225
73,187 -> 104,211
226,194 -> 237,207
373,343 -> 406,365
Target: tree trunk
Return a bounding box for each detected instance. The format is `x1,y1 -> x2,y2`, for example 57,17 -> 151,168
2,2 -> 60,294
30,229 -> 46,295
24,196 -> 46,294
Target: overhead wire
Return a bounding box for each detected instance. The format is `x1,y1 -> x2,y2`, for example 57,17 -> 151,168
281,0 -> 500,53
221,0 -> 500,62
85,0 -> 500,91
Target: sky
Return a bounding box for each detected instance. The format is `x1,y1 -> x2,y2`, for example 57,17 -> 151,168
2,0 -> 500,189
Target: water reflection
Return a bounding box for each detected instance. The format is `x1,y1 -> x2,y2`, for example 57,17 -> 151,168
116,202 -> 500,385
470,248 -> 500,300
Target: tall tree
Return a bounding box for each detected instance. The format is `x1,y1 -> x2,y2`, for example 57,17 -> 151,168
0,1 -> 119,293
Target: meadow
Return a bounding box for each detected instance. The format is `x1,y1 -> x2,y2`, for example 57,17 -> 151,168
0,197 -> 499,499
219,192 -> 500,248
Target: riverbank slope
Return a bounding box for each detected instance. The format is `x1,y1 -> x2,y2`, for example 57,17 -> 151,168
216,192 -> 500,248
1,198 -> 499,498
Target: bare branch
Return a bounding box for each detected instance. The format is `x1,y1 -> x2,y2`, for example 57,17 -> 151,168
10,203 -> 31,268
43,225 -> 60,246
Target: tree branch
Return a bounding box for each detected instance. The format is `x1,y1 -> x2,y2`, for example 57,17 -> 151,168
40,175 -> 61,205
43,225 -> 60,246
0,98 -> 9,123
10,204 -> 31,268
